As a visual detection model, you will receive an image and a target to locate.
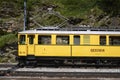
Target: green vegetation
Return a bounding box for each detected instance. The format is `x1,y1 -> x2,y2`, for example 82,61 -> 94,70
57,0 -> 96,17
0,34 -> 17,48
0,0 -> 119,47
0,34 -> 17,63
0,0 -> 119,26
0,0 -> 119,17
97,0 -> 120,16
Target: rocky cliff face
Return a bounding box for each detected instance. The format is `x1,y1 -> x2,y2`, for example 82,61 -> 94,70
0,42 -> 17,63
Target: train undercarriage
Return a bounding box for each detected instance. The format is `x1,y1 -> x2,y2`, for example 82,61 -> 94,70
17,56 -> 120,67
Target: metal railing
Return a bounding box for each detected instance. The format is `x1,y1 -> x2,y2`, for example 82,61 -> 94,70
36,26 -> 120,31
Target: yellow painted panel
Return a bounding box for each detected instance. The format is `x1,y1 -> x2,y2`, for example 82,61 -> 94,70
18,45 -> 27,56
72,46 -> 120,57
35,45 -> 71,56
83,35 -> 90,45
106,35 -> 109,45
35,34 -> 38,44
70,35 -> 73,45
90,35 -> 99,45
52,35 -> 56,44
80,35 -> 83,45
27,45 -> 35,55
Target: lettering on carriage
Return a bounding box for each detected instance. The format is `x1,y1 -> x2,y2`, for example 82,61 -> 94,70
90,49 -> 105,52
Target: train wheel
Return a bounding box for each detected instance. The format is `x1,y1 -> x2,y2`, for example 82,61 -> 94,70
18,60 -> 25,68
25,60 -> 37,67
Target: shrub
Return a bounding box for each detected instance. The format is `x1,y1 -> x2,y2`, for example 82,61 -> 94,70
0,34 -> 17,48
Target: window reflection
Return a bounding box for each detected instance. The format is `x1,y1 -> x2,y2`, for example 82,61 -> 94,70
38,35 -> 51,44
28,35 -> 34,44
74,36 -> 80,45
109,36 -> 120,45
100,36 -> 106,45
19,35 -> 25,44
56,36 -> 69,45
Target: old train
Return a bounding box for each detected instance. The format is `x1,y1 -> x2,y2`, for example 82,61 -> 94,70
17,27 -> 120,67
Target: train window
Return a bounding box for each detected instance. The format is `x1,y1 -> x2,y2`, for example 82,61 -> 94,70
100,36 -> 106,45
28,35 -> 34,44
56,36 -> 69,45
38,35 -> 51,44
74,36 -> 80,45
109,36 -> 120,45
83,35 -> 90,44
19,35 -> 25,44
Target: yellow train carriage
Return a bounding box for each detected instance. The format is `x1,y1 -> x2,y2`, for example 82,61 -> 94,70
18,27 -> 120,66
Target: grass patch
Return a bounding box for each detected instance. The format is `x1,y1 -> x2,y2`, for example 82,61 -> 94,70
0,34 -> 17,48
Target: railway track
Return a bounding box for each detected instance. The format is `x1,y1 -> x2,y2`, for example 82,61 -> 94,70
0,63 -> 120,78
10,68 -> 120,78
0,63 -> 17,68
1,77 -> 120,80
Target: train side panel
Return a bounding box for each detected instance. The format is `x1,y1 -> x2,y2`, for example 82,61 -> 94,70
72,46 -> 120,57
18,45 -> 27,56
90,35 -> 99,45
35,45 -> 71,56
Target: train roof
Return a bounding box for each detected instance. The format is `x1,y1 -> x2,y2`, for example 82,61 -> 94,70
19,27 -> 120,35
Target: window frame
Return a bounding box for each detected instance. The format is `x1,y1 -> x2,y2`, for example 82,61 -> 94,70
19,35 -> 26,45
38,35 -> 51,45
109,36 -> 120,45
74,35 -> 80,45
83,35 -> 90,45
28,35 -> 35,44
56,35 -> 69,45
100,36 -> 106,45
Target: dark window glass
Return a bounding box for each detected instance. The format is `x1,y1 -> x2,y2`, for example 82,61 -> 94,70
38,35 -> 51,44
28,35 -> 34,44
100,36 -> 106,45
109,36 -> 120,45
56,36 -> 69,45
19,35 -> 25,44
74,36 -> 80,45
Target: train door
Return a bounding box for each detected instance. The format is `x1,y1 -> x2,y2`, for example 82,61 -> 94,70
27,35 -> 35,55
18,34 -> 27,56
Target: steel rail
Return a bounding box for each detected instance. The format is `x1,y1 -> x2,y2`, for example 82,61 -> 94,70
0,63 -> 17,68
0,67 -> 120,78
